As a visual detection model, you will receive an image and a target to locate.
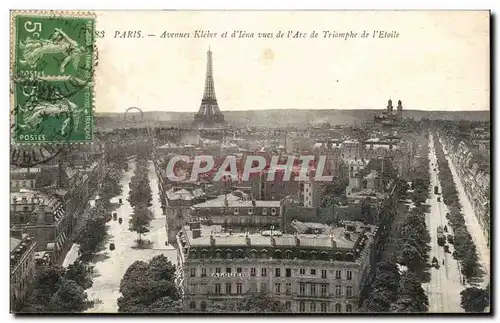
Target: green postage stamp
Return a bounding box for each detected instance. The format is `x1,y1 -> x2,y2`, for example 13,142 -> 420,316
11,11 -> 96,144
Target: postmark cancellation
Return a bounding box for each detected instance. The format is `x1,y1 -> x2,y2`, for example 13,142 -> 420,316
11,10 -> 96,145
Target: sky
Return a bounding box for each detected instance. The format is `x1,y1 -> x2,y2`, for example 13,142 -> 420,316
94,11 -> 490,113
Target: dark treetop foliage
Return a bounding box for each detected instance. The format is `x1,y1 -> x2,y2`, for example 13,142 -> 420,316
117,255 -> 179,313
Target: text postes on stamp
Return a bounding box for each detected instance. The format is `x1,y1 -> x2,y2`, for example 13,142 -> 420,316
12,11 -> 95,144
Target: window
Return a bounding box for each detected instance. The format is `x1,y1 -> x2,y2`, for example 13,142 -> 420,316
201,301 -> 207,312
310,302 -> 316,312
251,267 -> 256,277
321,269 -> 327,279
271,208 -> 277,215
346,286 -> 353,297
215,284 -> 221,295
190,268 -> 196,277
299,302 -> 305,313
335,270 -> 341,279
189,284 -> 197,294
248,208 -> 253,215
200,283 -> 208,294
310,269 -> 316,276
286,282 -> 292,294
275,283 -> 281,294
346,270 -> 352,280
310,283 -> 317,296
237,267 -> 242,273
261,267 -> 267,277
260,283 -> 268,294
237,283 -> 242,294
299,282 -> 306,295
275,268 -> 281,277
285,302 -> 291,311
300,268 -> 306,275
286,268 -> 292,277
226,267 -> 232,273
321,284 -> 328,296
262,208 -> 267,215
189,301 -> 196,310
225,282 -> 232,294
234,208 -> 239,215
201,268 -> 207,277
335,303 -> 342,313
346,304 -> 352,313
321,302 -> 327,313
216,268 -> 221,274
335,285 -> 342,296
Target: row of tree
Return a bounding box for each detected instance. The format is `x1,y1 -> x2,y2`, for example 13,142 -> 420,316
17,161 -> 125,313
361,135 -> 430,313
396,208 -> 431,274
128,155 -> 154,244
433,133 -> 480,279
20,263 -> 95,313
76,165 -> 124,262
361,255 -> 429,313
397,137 -> 431,275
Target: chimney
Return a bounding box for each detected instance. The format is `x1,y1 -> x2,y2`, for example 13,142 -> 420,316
344,232 -> 351,240
45,212 -> 54,225
189,221 -> 201,230
210,232 -> 215,246
245,232 -> 251,246
294,233 -> 300,247
330,233 -> 337,248
192,228 -> 201,239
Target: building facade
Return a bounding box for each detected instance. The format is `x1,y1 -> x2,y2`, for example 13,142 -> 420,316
190,195 -> 283,231
177,221 -> 375,313
10,232 -> 37,307
11,189 -> 70,263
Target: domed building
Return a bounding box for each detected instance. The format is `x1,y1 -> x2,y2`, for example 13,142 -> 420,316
374,99 -> 404,125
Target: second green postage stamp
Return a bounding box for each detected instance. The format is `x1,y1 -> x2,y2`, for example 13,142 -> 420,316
11,11 -> 96,144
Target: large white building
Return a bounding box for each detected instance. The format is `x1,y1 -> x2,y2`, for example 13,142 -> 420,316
176,221 -> 376,313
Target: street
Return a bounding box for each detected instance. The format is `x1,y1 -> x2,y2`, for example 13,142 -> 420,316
422,133 -> 463,313
84,159 -> 177,313
439,137 -> 490,288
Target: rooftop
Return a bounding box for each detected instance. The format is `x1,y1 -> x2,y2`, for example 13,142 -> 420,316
10,237 -> 21,253
192,194 -> 280,209
182,222 -> 374,250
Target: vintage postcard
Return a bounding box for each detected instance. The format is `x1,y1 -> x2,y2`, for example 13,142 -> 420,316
9,10 -> 491,314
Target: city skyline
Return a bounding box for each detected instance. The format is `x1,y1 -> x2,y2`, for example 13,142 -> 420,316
95,11 -> 489,113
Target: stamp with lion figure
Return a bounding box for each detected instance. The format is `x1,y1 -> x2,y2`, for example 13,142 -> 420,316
11,11 -> 95,144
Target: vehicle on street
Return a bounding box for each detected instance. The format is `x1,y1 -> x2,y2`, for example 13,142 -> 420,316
444,225 -> 448,232
119,198 -> 123,204
113,213 -> 117,220
437,197 -> 441,202
119,217 -> 123,224
444,245 -> 450,253
110,243 -> 116,251
432,257 -> 440,269
434,186 -> 439,194
437,226 -> 446,246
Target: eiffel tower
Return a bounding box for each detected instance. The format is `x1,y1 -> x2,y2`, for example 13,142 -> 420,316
192,48 -> 225,128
